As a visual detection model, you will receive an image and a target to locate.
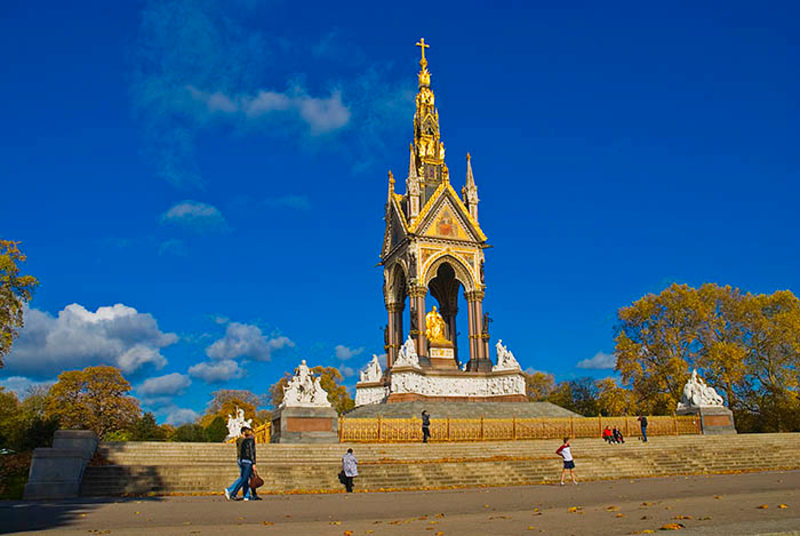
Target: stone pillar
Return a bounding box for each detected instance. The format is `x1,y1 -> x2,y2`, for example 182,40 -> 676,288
465,290 -> 491,371
386,302 -> 403,368
409,286 -> 428,357
445,308 -> 458,362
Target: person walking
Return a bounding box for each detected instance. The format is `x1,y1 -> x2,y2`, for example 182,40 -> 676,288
556,437 -> 578,486
224,426 -> 257,501
638,415 -> 648,442
341,448 -> 358,493
421,410 -> 431,443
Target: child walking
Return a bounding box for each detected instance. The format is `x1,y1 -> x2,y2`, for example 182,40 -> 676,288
556,437 -> 578,486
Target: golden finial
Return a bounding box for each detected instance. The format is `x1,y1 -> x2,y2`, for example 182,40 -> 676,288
388,170 -> 395,185
416,38 -> 430,66
466,152 -> 471,161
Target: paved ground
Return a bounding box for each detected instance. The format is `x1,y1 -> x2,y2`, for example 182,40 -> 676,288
2,471 -> 799,535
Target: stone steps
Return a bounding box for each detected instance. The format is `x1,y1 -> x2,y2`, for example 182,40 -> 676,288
81,433 -> 800,496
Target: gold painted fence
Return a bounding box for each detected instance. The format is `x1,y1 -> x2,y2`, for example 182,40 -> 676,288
339,415 -> 701,443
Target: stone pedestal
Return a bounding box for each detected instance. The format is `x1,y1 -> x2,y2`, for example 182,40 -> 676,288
24,430 -> 98,499
677,406 -> 736,435
270,406 -> 339,443
429,342 -> 457,369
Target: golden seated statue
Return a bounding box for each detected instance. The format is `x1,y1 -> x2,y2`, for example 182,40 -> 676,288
425,306 -> 450,345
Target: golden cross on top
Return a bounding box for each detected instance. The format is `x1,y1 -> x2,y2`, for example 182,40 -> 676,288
416,38 -> 430,63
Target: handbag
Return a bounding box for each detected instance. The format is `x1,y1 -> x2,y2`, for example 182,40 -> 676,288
338,470 -> 347,484
249,469 -> 264,489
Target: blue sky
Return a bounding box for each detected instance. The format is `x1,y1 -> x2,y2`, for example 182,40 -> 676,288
2,1 -> 799,424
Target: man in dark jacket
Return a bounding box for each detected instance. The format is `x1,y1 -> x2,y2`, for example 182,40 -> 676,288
638,415 -> 648,442
421,410 -> 431,443
224,426 -> 258,501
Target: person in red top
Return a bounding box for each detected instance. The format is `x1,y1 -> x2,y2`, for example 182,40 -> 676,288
556,437 -> 578,486
602,426 -> 613,443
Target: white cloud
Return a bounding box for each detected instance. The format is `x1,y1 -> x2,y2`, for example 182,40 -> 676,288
206,322 -> 293,362
188,359 -> 243,383
160,201 -> 228,232
4,304 -> 178,377
138,373 -> 191,397
0,376 -> 53,397
335,345 -> 364,360
164,407 -> 200,426
340,366 -> 356,378
576,351 -> 617,370
189,86 -> 351,135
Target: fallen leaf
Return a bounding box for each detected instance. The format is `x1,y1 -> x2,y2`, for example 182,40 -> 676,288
673,515 -> 692,520
641,516 -> 651,520
483,504 -> 490,508
344,531 -> 353,536
435,532 -> 445,536
606,505 -> 619,511
329,521 -> 342,525
660,523 -> 684,530
757,505 -> 769,510
567,506 -> 582,513
713,495 -> 721,500
616,513 -> 624,518
641,502 -> 654,507
262,521 -> 274,526
528,527 -> 536,531
135,512 -> 140,515
435,513 -> 446,518
779,504 -> 788,509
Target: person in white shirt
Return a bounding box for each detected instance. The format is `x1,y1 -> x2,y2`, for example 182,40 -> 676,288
555,437 -> 578,486
341,448 -> 358,493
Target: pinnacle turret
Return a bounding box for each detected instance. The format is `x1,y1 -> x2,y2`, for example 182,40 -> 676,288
462,153 -> 479,222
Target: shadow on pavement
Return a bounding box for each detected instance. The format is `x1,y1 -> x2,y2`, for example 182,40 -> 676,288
0,496 -> 163,534
0,464 -> 166,534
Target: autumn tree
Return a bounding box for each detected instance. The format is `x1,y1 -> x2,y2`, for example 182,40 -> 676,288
615,283 -> 800,430
270,366 -> 355,415
0,240 -> 39,368
615,283 -> 712,413
200,389 -> 262,427
0,387 -> 20,448
46,366 -> 141,438
595,377 -> 635,416
524,371 -> 556,401
127,412 -> 167,441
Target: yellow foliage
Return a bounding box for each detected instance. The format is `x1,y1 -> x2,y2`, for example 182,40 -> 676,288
46,366 -> 140,438
0,240 -> 39,367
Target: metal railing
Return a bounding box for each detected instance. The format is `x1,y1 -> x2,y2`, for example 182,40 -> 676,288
338,415 -> 701,443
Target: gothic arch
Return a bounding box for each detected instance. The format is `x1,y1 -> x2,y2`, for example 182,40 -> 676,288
422,253 -> 476,293
385,260 -> 408,306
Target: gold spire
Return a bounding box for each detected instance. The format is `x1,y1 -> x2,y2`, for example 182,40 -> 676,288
416,38 -> 431,88
411,38 -> 447,203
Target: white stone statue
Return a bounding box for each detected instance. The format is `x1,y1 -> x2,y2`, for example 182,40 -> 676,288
280,360 -> 332,408
225,406 -> 253,440
359,354 -> 383,383
392,336 -> 421,369
677,369 -> 725,410
492,339 -> 521,372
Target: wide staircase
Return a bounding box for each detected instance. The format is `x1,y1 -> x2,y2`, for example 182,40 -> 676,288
81,433 -> 800,496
